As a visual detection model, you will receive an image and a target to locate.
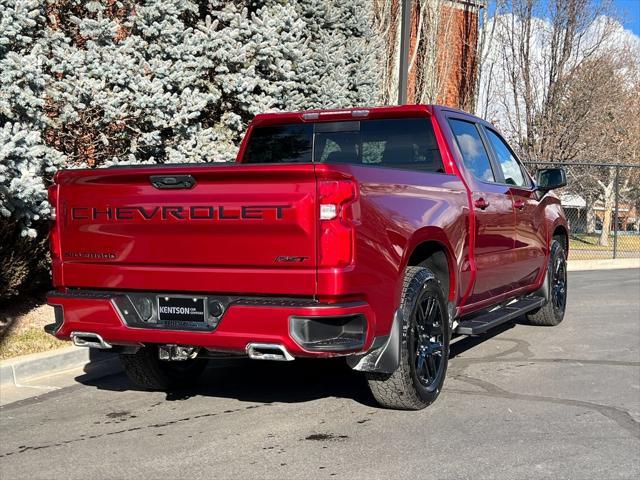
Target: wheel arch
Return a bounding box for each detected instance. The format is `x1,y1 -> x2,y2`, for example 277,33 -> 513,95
404,233 -> 456,302
552,224 -> 569,253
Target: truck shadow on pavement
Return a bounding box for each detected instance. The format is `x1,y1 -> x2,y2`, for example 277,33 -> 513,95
79,351 -> 382,406
77,320 -> 520,407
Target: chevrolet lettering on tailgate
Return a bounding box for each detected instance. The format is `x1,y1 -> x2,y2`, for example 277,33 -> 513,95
69,205 -> 292,221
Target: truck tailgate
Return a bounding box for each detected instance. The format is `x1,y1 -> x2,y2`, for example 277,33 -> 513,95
52,164 -> 318,295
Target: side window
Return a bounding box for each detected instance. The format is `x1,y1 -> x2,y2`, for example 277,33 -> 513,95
485,129 -> 528,187
448,119 -> 495,182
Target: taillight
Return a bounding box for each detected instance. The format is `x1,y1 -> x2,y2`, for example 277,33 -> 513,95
48,184 -> 61,260
318,179 -> 357,267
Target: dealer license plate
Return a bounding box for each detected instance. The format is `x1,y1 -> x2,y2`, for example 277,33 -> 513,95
157,296 -> 206,325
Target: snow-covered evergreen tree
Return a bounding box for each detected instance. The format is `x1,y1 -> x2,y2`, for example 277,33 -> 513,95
1,0 -> 65,236
0,123 -> 65,237
1,0 -> 381,231
1,0 -> 47,125
0,0 -> 382,298
44,0 -> 381,167
286,0 -> 381,109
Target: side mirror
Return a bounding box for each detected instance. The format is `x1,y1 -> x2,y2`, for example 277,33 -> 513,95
536,168 -> 567,192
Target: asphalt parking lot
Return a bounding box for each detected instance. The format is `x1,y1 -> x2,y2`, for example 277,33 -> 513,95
1,269 -> 638,480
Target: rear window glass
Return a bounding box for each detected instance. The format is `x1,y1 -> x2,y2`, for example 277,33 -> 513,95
243,124 -> 313,164
243,118 -> 444,173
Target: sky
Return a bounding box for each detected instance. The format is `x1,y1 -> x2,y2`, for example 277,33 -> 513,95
612,0 -> 640,35
486,1 -> 640,36
477,1 -> 640,138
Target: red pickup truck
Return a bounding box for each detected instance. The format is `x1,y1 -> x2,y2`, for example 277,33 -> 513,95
45,105 -> 568,410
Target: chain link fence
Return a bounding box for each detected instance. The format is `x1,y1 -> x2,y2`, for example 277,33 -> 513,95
524,162 -> 640,260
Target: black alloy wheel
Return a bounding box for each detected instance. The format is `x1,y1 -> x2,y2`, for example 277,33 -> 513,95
366,266 -> 450,410
526,239 -> 567,326
411,289 -> 446,391
551,250 -> 567,314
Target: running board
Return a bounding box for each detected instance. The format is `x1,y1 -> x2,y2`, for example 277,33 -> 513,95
455,297 -> 546,335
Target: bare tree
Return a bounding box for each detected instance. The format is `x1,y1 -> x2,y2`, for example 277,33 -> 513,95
537,42 -> 640,245
476,0 -> 640,245
373,0 -> 401,104
568,52 -> 640,245
474,0 -> 503,118
479,0 -> 617,157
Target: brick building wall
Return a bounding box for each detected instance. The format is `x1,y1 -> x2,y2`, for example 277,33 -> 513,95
434,1 -> 481,108
377,0 -> 483,109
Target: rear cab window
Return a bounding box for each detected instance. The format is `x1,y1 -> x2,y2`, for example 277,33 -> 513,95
243,117 -> 445,173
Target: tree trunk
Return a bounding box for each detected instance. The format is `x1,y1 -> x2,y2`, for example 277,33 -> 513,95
598,187 -> 615,247
586,204 -> 596,234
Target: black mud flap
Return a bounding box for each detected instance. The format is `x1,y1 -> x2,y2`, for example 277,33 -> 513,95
346,309 -> 402,374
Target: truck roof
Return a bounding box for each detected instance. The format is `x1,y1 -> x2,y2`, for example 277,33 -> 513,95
250,104 -> 482,127
250,105 -> 433,127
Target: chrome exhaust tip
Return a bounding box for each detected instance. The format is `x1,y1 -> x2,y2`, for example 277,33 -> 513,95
71,331 -> 112,349
246,343 -> 294,362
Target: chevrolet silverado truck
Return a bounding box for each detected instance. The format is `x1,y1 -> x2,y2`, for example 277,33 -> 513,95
45,105 -> 568,410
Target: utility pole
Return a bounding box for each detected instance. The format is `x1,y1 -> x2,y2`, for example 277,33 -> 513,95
613,166 -> 619,259
398,0 -> 412,105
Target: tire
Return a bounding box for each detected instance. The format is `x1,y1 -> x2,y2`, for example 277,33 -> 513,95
526,239 -> 567,326
366,266 -> 450,410
119,345 -> 207,390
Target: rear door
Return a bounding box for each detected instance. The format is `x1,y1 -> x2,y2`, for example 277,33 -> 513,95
55,164 -> 318,295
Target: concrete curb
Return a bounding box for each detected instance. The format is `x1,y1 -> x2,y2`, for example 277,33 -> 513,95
0,346 -> 121,387
568,258 -> 640,271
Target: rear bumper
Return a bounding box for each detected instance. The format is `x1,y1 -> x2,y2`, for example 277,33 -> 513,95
46,290 -> 376,358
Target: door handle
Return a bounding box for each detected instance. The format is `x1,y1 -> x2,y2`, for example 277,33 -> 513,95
474,198 -> 490,210
514,199 -> 525,210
